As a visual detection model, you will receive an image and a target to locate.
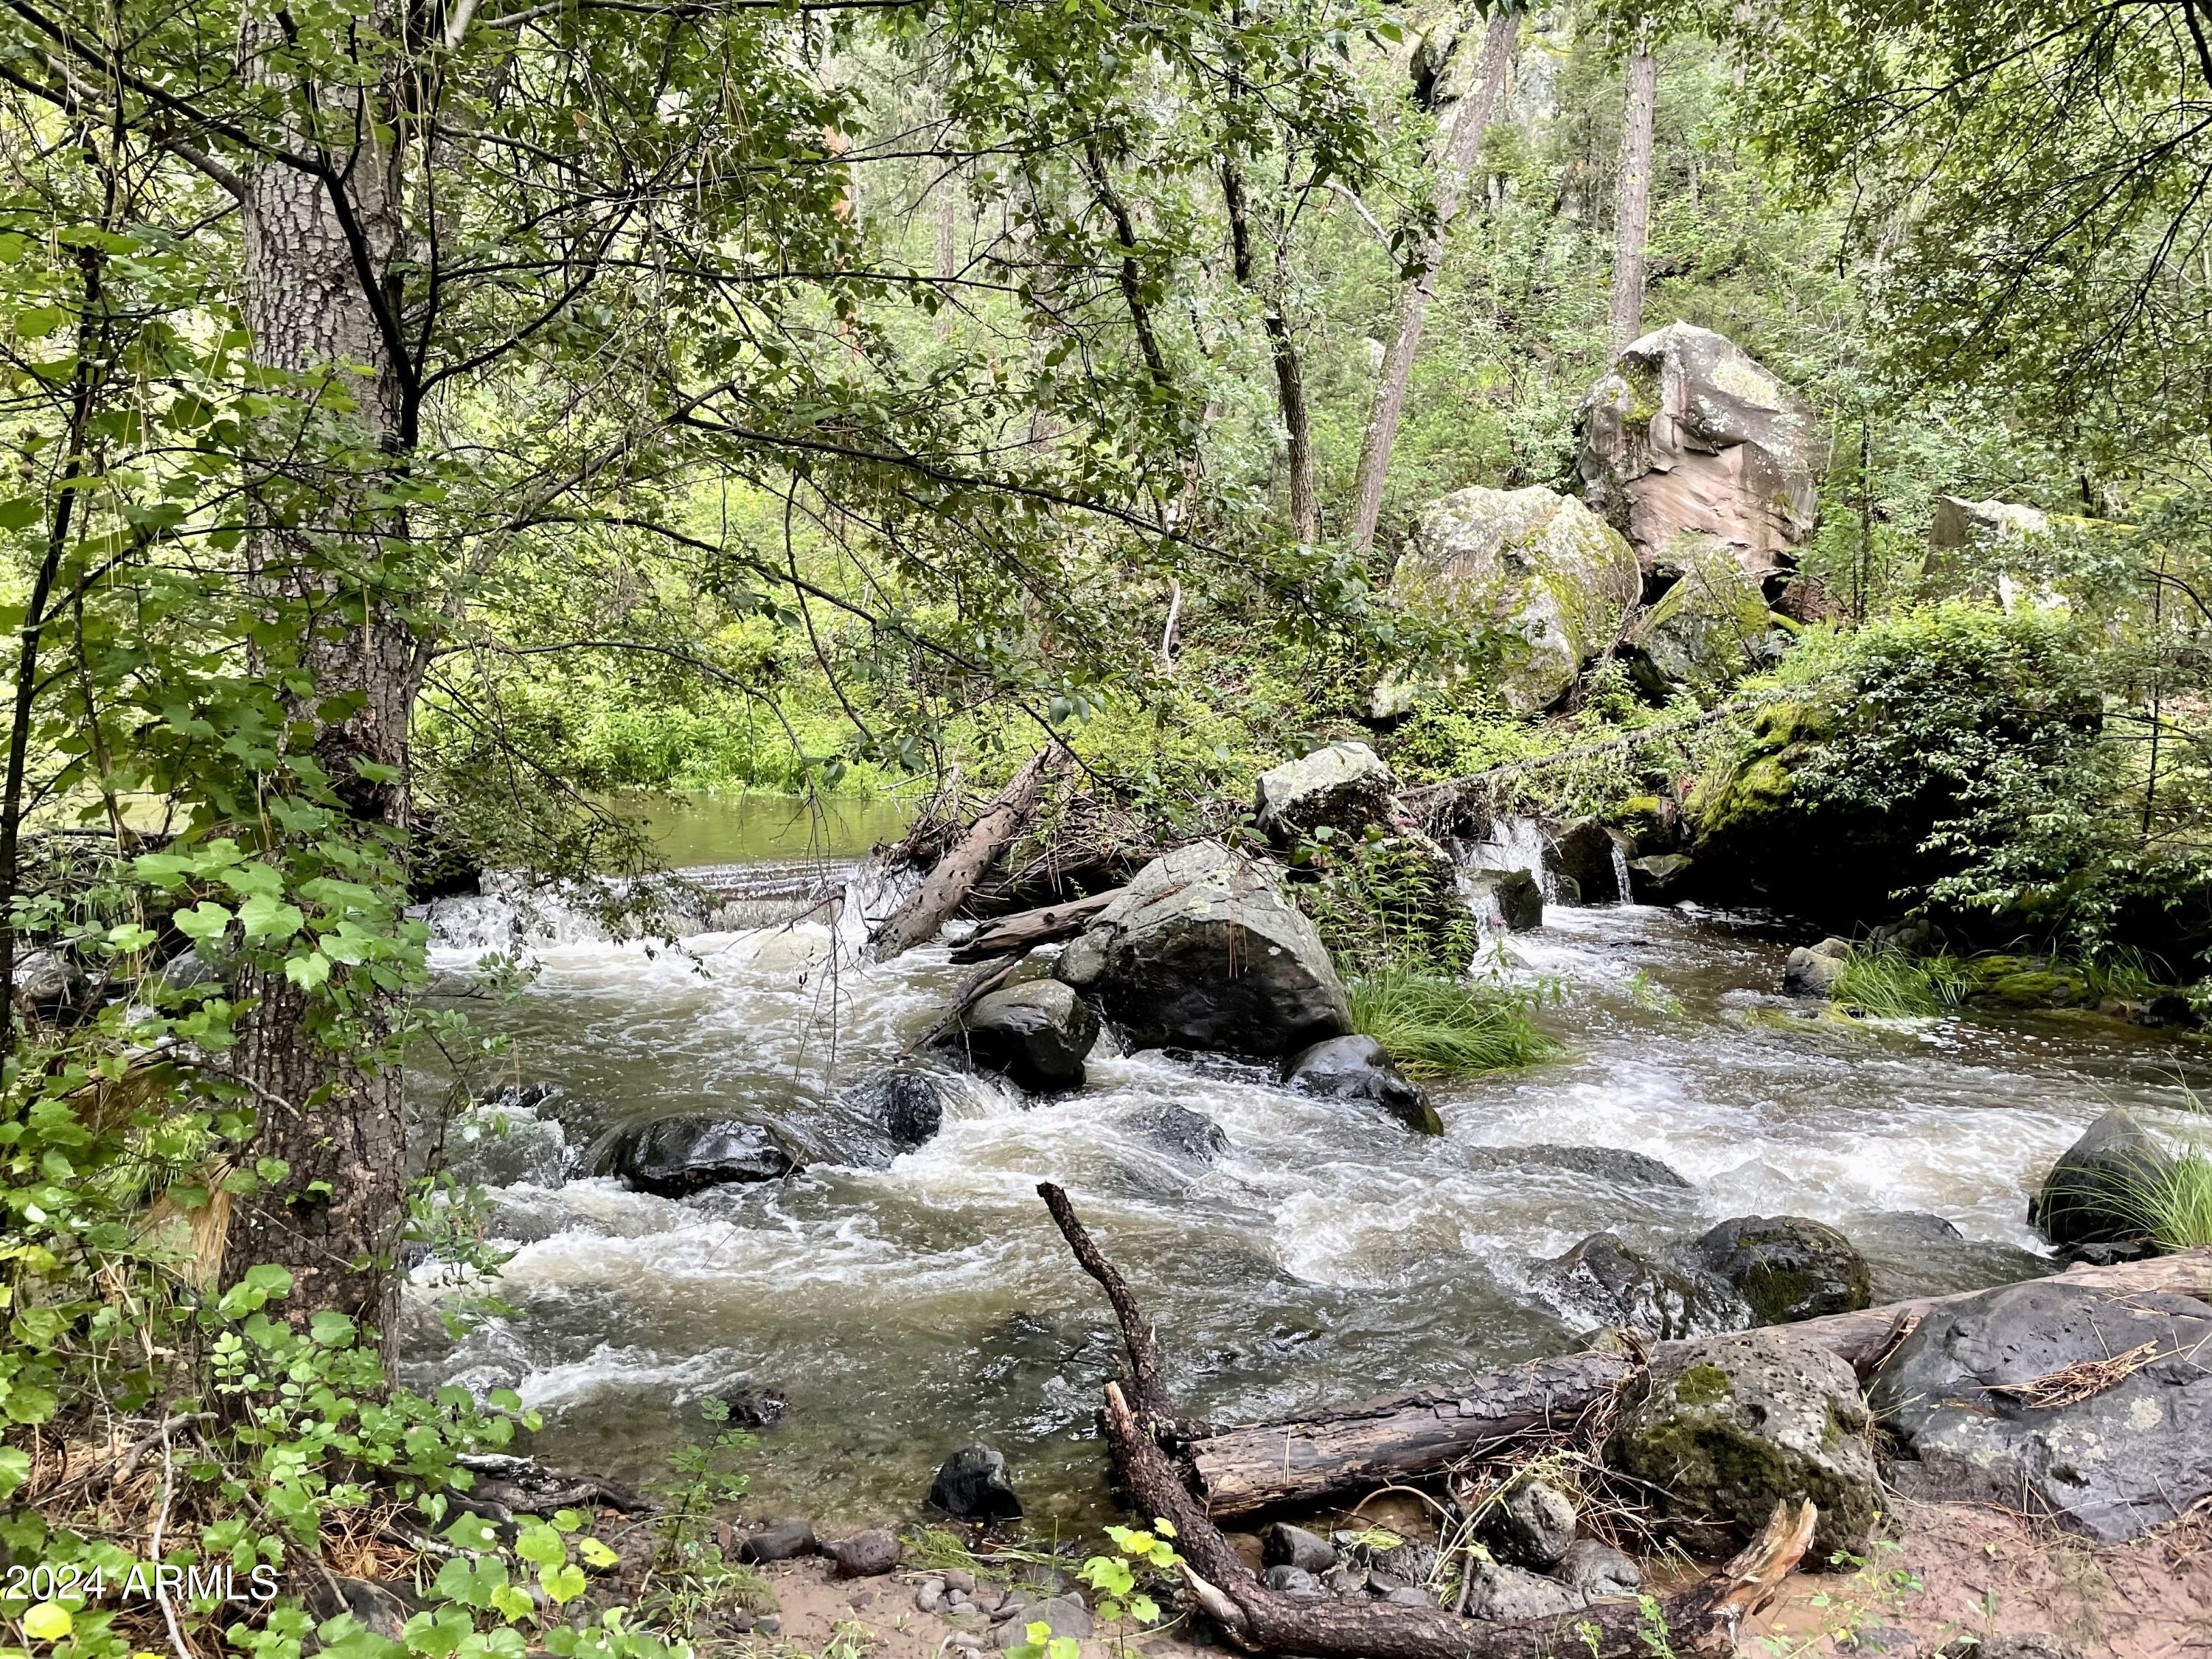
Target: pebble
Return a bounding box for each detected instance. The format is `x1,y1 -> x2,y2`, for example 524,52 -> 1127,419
969,1587 -> 1002,1614
756,1617 -> 782,1636
917,1581 -> 946,1613
950,1634 -> 984,1653
944,1570 -> 978,1595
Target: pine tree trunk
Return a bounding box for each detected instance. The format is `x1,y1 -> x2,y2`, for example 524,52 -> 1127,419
223,21 -> 420,1334
1608,39 -> 1658,352
1347,7 -> 1518,554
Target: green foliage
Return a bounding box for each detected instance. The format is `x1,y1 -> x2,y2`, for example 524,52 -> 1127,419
1298,828 -> 1483,975
2112,1143 -> 2212,1253
1346,967 -> 1559,1078
1828,949 -> 1971,1018
1076,1520 -> 1181,1632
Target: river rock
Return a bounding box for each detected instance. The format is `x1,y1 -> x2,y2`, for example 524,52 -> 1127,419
1479,1144 -> 1693,1189
1260,1565 -> 1317,1595
1687,1215 -> 1871,1326
1466,867 -> 1544,931
1481,1476 -> 1577,1571
1607,1326 -> 1877,1559
1133,1102 -> 1229,1163
1552,1539 -> 1639,1599
2027,1109 -> 2174,1253
955,980 -> 1099,1091
1576,323 -> 1819,575
997,1594 -> 1091,1646
1546,818 -> 1631,905
738,1520 -> 818,1564
827,1528 -> 901,1578
1388,485 -> 1641,714
1871,1280 -> 2212,1542
1781,937 -> 1851,998
844,1069 -> 945,1150
928,1443 -> 1023,1521
605,1113 -> 798,1197
1261,1523 -> 1337,1574
1627,535 -> 1781,694
1627,853 -> 1694,902
1281,1034 -> 1440,1135
1255,742 -> 1397,846
442,1096 -> 569,1190
1458,1559 -> 1587,1621
1531,1232 -> 1725,1342
1057,841 -> 1351,1057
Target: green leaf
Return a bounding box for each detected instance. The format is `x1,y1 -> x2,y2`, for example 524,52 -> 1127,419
0,498 -> 42,532
309,1310 -> 356,1348
238,893 -> 305,940
284,950 -> 333,990
0,1446 -> 29,1500
22,1601 -> 71,1640
539,1563 -> 585,1605
173,902 -> 234,942
577,1537 -> 619,1569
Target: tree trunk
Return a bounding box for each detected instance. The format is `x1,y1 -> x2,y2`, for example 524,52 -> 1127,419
1347,7 -> 1517,555
223,21 -> 421,1334
1183,1247 -> 2212,1519
949,888 -> 1122,961
1607,38 -> 1658,352
869,745 -> 1071,961
1222,156 -> 1318,545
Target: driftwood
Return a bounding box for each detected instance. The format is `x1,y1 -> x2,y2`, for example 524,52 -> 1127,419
1185,1246 -> 2212,1520
1039,1182 -> 1815,1659
948,888 -> 1123,963
871,746 -> 1071,961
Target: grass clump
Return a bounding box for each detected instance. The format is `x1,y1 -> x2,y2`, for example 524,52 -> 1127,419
2118,1144 -> 2212,1251
1348,968 -> 1559,1078
1829,947 -> 1971,1018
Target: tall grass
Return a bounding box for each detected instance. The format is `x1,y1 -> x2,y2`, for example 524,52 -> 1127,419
2115,1145 -> 2212,1252
1348,969 -> 1559,1078
1829,947 -> 1971,1018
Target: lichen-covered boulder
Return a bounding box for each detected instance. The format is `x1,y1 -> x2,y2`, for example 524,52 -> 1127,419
1628,535 -> 1782,693
1870,1281 -> 2212,1542
1576,323 -> 1819,575
605,1113 -> 800,1197
1687,1215 -> 1872,1326
1255,742 -> 1397,846
1057,841 -> 1352,1057
2027,1109 -> 2173,1252
1607,1327 -> 1877,1559
1281,1034 -> 1440,1134
1388,485 -> 1641,714
1923,497 -> 2063,612
954,980 -> 1099,1091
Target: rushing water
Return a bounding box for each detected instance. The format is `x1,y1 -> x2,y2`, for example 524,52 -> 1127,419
402,800 -> 2212,1529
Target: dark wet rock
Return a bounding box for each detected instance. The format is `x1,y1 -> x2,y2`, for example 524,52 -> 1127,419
1870,1280 -> 2212,1543
1318,1565 -> 1366,1598
1532,1232 -> 1729,1342
1688,1214 -> 1872,1326
442,1099 -> 569,1190
1260,1565 -> 1317,1595
1282,1034 -> 1439,1135
1458,1559 -> 1587,1621
953,979 -> 1099,1092
737,1520 -> 818,1564
605,1113 -> 799,1197
1261,1523 -> 1337,1574
827,1528 -> 901,1578
1782,937 -> 1851,998
1607,1326 -> 1877,1559
1547,818 -> 1632,905
844,1070 -> 945,1150
1133,1102 -> 1229,1164
1479,1144 -> 1693,1189
1481,1476 -> 1577,1571
1254,742 -> 1397,846
1627,853 -> 1694,902
1467,868 -> 1544,932
1059,841 -> 1351,1057
928,1443 -> 1023,1521
2028,1109 -> 2173,1253
1552,1539 -> 1639,1599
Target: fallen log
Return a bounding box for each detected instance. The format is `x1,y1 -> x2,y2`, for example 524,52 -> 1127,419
870,746 -> 1071,962
1040,1182 -> 1812,1659
1186,1246 -> 2212,1520
948,888 -> 1122,963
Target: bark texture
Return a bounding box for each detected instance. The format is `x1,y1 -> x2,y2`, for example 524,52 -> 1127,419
1607,42 -> 1658,352
870,746 -> 1071,960
948,888 -> 1123,961
1348,7 -> 1518,554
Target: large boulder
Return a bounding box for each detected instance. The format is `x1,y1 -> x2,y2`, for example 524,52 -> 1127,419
1546,817 -> 1633,905
1686,1215 -> 1872,1326
1464,867 -> 1543,931
605,1113 -> 799,1197
1627,535 -> 1781,694
954,980 -> 1099,1092
1281,1034 -> 1440,1134
1607,1326 -> 1878,1560
1388,485 -> 1641,714
1576,322 -> 1819,575
1923,496 -> 2062,613
1870,1281 -> 2212,1542
2027,1109 -> 2173,1253
1255,742 -> 1397,846
1057,841 -> 1351,1057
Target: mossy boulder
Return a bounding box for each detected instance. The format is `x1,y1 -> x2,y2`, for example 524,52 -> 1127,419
1627,534 -> 1785,695
1389,485 -> 1640,715
1955,954 -> 2092,1011
1686,1215 -> 1873,1326
1607,1327 -> 1878,1560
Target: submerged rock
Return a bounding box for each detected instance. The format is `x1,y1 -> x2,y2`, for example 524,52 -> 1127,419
1607,1326 -> 1877,1559
2028,1109 -> 2173,1253
1687,1215 -> 1871,1326
1132,1102 -> 1230,1164
928,1443 -> 1023,1521
1388,485 -> 1641,714
605,1113 -> 799,1197
843,1069 -> 945,1150
1871,1280 -> 2212,1542
1531,1231 -> 1724,1342
1255,742 -> 1397,846
954,980 -> 1099,1092
1058,841 -> 1351,1057
1479,1145 -> 1692,1189
1281,1034 -> 1440,1135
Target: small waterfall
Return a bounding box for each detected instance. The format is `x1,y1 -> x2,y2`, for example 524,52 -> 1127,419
1453,814 -> 1558,900
830,855 -> 924,962
1610,839 -> 1636,906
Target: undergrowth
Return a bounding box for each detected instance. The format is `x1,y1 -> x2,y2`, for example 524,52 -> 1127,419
1348,969 -> 1559,1078
2117,1143 -> 2212,1251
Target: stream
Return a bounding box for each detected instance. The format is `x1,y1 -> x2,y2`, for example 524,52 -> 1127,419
400,795 -> 2212,1529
